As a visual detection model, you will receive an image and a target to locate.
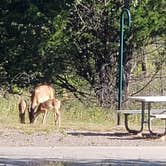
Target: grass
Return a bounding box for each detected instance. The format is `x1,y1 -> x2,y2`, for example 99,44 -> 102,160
0,94 -> 165,134
0,95 -> 117,134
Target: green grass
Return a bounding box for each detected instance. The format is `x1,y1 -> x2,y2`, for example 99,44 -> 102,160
0,95 -> 117,134
0,95 -> 165,134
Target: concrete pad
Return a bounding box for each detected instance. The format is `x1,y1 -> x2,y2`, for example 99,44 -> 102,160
0,146 -> 166,161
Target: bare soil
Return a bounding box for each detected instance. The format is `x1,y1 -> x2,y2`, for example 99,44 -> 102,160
0,127 -> 166,147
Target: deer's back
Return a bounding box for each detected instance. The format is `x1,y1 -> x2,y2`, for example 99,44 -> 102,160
31,84 -> 55,109
40,99 -> 61,111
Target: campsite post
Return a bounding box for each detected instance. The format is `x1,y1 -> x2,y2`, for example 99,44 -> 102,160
117,5 -> 131,125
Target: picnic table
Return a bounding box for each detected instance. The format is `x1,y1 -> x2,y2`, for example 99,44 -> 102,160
118,96 -> 166,135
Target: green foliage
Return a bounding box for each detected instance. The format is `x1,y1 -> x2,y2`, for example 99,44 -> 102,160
50,0 -> 165,106
130,0 -> 165,47
0,0 -> 165,107
0,0 -> 73,87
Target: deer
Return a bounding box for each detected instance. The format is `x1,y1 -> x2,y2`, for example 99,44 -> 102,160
18,98 -> 28,124
31,98 -> 61,127
29,84 -> 55,123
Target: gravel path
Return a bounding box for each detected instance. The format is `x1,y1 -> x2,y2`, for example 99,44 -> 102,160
0,128 -> 166,147
1,128 -> 166,165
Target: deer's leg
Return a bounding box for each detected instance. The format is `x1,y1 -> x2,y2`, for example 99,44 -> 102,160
19,112 -> 25,124
33,110 -> 42,123
54,109 -> 60,128
42,110 -> 48,124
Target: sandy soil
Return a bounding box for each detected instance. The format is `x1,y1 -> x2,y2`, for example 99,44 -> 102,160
0,127 -> 166,147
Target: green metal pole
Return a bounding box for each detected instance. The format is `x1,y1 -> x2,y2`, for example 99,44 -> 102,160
117,8 -> 131,125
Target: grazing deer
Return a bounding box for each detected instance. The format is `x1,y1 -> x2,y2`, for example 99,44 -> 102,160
32,98 -> 61,127
18,98 -> 28,124
29,84 -> 55,123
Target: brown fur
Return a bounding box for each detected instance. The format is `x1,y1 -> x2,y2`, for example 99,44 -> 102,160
18,98 -> 27,124
32,98 -> 61,127
29,84 -> 55,123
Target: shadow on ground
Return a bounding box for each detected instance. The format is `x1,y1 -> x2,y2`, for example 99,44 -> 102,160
67,131 -> 162,140
0,158 -> 165,166
67,131 -> 130,137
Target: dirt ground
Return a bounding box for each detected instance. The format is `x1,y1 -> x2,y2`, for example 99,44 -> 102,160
0,127 -> 166,147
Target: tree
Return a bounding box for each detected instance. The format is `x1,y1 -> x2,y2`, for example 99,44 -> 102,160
49,0 -> 165,107
0,0 -> 73,89
0,0 -> 165,108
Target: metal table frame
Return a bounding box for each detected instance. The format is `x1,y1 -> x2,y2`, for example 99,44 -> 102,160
125,96 -> 166,135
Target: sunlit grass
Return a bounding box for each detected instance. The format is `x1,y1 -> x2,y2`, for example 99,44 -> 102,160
0,96 -> 117,134
0,95 -> 165,135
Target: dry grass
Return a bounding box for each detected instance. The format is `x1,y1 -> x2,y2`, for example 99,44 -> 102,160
0,95 -> 117,134
0,93 -> 165,135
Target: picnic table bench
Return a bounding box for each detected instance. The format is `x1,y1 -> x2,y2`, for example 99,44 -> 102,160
118,96 -> 166,135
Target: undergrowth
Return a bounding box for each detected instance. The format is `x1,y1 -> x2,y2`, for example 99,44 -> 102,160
0,93 -> 165,134
0,95 -> 117,134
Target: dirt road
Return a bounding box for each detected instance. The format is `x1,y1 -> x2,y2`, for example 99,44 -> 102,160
0,128 -> 166,165
0,128 -> 166,147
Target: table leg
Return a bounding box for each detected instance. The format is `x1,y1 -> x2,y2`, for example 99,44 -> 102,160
124,114 -> 139,134
124,101 -> 145,134
164,120 -> 166,135
147,102 -> 154,134
147,102 -> 161,135
140,101 -> 145,132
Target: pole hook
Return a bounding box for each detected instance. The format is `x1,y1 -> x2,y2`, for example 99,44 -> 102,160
117,8 -> 131,125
